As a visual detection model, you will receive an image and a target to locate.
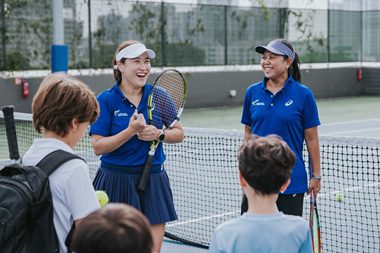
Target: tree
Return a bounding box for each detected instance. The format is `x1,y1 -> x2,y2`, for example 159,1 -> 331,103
0,0 -> 51,70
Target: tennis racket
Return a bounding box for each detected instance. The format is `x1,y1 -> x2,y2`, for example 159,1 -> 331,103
310,191 -> 322,253
1,105 -> 20,162
137,69 -> 187,193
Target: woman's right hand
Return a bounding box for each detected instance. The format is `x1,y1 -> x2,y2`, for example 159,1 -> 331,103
129,111 -> 146,134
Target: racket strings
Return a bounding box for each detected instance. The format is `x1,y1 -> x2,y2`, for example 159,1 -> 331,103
151,71 -> 186,128
155,72 -> 185,109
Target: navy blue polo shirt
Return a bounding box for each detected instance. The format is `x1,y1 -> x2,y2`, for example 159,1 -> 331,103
241,76 -> 320,194
89,82 -> 166,167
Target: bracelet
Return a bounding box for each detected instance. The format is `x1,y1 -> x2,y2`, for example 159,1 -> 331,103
313,175 -> 322,180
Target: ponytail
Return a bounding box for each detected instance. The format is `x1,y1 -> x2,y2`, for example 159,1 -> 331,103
280,39 -> 301,82
112,58 -> 125,84
289,52 -> 301,82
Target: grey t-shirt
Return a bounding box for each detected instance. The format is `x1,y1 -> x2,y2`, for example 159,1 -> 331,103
209,212 -> 312,253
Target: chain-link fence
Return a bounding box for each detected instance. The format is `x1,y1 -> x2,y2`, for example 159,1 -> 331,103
0,0 -> 379,70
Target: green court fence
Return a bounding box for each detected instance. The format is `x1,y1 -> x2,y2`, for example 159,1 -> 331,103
0,0 -> 379,70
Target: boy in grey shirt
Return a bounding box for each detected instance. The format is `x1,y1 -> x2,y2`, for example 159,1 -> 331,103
209,135 -> 312,253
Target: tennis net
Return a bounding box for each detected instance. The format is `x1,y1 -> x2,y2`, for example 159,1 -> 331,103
1,112 -> 379,252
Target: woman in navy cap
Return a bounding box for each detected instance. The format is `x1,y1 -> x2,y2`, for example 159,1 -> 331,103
89,40 -> 184,253
240,39 -> 321,216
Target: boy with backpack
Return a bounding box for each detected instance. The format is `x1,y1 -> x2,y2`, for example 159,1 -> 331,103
21,73 -> 100,252
209,135 -> 312,253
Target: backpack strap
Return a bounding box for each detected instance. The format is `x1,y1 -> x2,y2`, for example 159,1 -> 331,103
36,150 -> 84,176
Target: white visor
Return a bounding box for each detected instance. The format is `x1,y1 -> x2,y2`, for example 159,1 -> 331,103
115,43 -> 156,61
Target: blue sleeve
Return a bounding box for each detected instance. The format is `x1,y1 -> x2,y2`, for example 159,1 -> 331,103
299,229 -> 313,253
89,93 -> 112,136
241,86 -> 253,126
302,90 -> 320,129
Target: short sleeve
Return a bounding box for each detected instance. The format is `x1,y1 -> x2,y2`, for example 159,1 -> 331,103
89,93 -> 112,137
302,90 -> 320,129
64,160 -> 100,219
241,86 -> 253,126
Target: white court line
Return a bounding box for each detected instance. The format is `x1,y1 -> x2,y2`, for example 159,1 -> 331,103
321,182 -> 380,196
168,182 -> 380,228
322,118 -> 380,126
324,127 -> 380,135
166,210 -> 239,227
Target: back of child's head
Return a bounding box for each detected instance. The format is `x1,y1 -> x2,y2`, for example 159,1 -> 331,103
32,73 -> 99,137
238,135 -> 296,195
71,203 -> 153,253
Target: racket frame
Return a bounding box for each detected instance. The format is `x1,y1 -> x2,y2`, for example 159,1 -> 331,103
310,191 -> 322,253
136,69 -> 187,193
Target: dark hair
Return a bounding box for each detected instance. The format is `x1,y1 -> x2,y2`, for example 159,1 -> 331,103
32,73 -> 99,137
238,135 -> 296,195
71,203 -> 153,253
278,39 -> 301,82
112,40 -> 139,82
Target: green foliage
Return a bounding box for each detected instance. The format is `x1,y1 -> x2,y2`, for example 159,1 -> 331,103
91,11 -> 122,68
230,9 -> 250,39
0,0 -> 362,70
165,42 -> 205,66
129,2 -> 160,45
4,50 -> 30,70
1,0 -> 51,70
187,19 -> 205,39
92,44 -> 115,69
67,2 -> 85,69
280,7 -> 326,60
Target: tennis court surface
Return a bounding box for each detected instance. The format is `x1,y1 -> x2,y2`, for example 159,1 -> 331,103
1,96 -> 380,253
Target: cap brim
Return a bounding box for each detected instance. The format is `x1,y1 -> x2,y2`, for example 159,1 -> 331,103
255,45 -> 286,56
128,48 -> 156,59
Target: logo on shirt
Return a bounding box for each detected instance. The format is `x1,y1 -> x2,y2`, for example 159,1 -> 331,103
252,99 -> 265,106
285,100 -> 293,106
114,110 -> 129,117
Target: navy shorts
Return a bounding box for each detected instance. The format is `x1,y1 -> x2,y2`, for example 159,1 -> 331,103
93,163 -> 177,224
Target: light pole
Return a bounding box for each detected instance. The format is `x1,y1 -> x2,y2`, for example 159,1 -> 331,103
51,0 -> 68,72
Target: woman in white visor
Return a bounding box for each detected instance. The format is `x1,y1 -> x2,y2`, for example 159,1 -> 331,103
89,40 -> 184,253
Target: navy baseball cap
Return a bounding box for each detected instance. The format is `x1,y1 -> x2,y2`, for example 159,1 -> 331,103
255,40 -> 295,61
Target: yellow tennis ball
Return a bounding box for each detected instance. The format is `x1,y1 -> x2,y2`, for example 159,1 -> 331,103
95,190 -> 109,207
336,193 -> 344,202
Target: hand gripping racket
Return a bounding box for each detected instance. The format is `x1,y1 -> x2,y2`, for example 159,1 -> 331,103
137,69 -> 187,193
310,191 -> 322,253
1,105 -> 20,162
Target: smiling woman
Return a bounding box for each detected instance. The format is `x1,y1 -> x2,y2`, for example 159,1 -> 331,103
88,40 -> 184,253
240,38 -> 321,218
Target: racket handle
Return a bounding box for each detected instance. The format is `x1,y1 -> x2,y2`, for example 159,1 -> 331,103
1,105 -> 20,161
137,155 -> 154,193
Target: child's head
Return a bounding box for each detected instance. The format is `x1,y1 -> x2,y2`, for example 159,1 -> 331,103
32,73 -> 99,137
238,135 -> 296,195
71,203 -> 153,253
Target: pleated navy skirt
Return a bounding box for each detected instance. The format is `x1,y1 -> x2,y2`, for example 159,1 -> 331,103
93,163 -> 177,225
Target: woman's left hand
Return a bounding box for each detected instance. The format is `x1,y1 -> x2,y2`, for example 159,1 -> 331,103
308,178 -> 321,197
137,125 -> 160,141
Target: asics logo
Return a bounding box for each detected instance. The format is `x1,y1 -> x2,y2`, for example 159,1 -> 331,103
252,99 -> 265,106
285,100 -> 293,106
114,110 -> 129,117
